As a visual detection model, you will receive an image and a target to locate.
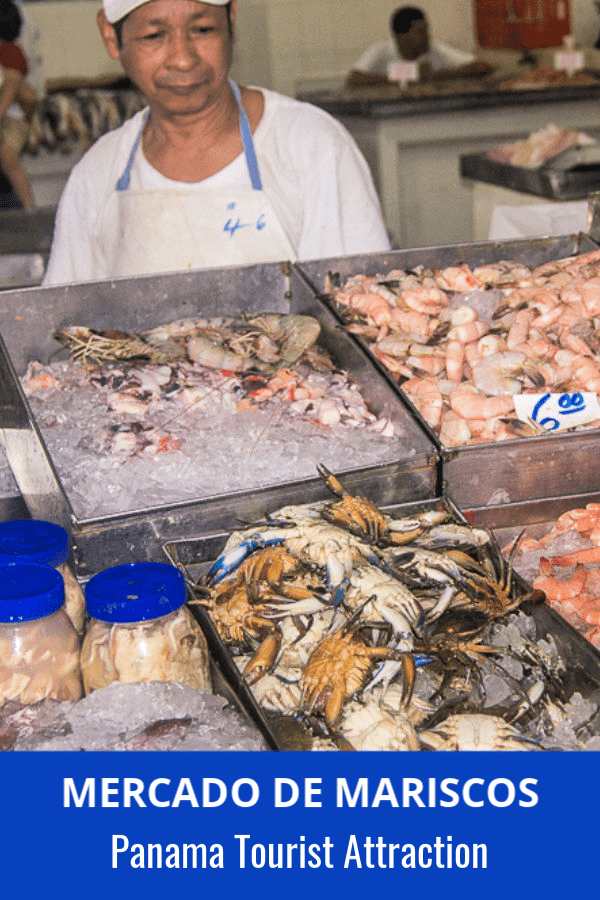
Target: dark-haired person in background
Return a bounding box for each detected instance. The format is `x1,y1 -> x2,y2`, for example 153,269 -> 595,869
347,6 -> 493,87
0,0 -> 36,208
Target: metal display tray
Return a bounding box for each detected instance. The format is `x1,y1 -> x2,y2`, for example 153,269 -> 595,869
296,233 -> 600,509
164,494 -> 600,751
0,260 -> 438,578
467,490 -> 600,677
460,152 -> 600,200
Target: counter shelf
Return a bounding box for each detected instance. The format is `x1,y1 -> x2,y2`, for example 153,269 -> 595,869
297,233 -> 600,509
0,259 -> 438,577
163,493 -> 600,751
460,152 -> 600,201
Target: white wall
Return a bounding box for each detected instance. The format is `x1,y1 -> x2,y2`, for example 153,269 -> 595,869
19,0 -> 600,95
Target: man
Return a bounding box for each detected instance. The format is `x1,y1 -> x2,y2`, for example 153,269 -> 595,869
347,6 -> 493,88
44,0 -> 390,285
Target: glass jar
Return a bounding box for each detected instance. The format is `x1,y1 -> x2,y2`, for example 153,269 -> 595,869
81,562 -> 211,694
0,561 -> 83,707
0,519 -> 86,637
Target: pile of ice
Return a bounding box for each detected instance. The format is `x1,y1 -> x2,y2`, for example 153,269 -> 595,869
0,681 -> 267,751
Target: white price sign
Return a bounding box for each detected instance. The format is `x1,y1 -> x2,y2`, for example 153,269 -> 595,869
514,392 -> 600,432
553,50 -> 584,73
387,60 -> 418,83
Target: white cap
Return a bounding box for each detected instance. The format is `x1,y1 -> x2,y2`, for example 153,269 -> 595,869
103,0 -> 229,25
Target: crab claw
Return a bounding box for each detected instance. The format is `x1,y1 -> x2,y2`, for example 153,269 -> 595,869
206,535 -> 284,585
243,632 -> 282,685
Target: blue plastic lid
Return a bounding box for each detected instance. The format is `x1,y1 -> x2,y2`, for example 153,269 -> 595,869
85,562 -> 186,623
0,519 -> 69,568
0,561 -> 65,622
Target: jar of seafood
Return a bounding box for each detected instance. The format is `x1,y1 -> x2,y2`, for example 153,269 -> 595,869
0,561 -> 83,707
81,562 -> 211,694
0,519 -> 86,637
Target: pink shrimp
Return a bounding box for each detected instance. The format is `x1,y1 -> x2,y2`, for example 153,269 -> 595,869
533,562 -> 588,602
559,330 -> 594,358
571,354 -> 600,392
439,409 -> 471,446
550,546 -> 600,567
506,309 -> 531,349
21,361 -> 61,395
340,291 -> 394,326
580,278 -> 600,316
407,354 -> 446,377
400,286 -> 446,315
445,339 -> 464,382
447,319 -> 489,344
572,596 -> 600,625
389,307 -> 435,339
433,263 -> 481,293
448,384 -> 514,420
402,376 -> 444,429
476,334 -> 506,358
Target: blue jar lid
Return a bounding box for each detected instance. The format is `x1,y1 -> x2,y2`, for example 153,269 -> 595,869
0,519 -> 69,568
0,561 -> 65,622
85,562 -> 186,623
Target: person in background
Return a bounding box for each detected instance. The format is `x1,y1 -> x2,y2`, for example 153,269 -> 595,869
43,0 -> 391,286
0,0 -> 36,209
346,5 -> 493,87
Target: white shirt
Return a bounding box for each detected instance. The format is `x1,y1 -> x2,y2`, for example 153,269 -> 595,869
44,88 -> 391,286
353,37 -> 475,77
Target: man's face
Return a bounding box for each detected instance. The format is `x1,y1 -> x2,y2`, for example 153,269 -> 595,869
99,0 -> 236,119
394,18 -> 429,61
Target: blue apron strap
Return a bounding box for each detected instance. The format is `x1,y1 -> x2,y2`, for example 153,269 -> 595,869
115,88 -> 262,192
116,109 -> 150,191
229,79 -> 262,191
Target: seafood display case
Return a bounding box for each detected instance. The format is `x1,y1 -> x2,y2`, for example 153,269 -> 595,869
0,207 -> 55,290
0,260 -> 438,576
164,489 -> 600,751
296,232 -> 600,509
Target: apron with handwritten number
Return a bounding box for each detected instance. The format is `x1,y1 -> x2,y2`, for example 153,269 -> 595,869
98,81 -> 294,277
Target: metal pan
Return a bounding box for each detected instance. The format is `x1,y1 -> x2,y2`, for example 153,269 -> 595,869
296,233 -> 600,509
163,492 -> 600,751
460,152 -> 600,200
0,260 -> 437,577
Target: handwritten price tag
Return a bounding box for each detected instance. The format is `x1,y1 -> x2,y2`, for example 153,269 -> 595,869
553,50 -> 584,74
514,392 -> 600,432
387,61 -> 418,83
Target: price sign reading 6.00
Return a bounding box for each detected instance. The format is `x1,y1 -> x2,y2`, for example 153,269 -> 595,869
514,392 -> 600,432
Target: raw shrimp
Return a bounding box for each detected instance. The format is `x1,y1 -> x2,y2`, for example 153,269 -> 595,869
400,286 -> 447,315
470,350 -> 541,396
447,319 -> 488,344
445,339 -> 465,382
401,376 -> 444,428
433,263 -> 481,293
449,384 -> 514,420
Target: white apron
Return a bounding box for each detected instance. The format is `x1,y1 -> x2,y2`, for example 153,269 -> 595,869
98,81 -> 295,277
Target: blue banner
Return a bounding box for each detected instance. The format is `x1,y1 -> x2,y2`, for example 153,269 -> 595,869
0,751 -> 594,898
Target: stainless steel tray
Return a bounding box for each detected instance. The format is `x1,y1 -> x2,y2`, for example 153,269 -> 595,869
297,233 -> 600,509
467,490 -> 600,675
460,151 -> 600,200
0,261 -> 438,577
164,493 -> 600,751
